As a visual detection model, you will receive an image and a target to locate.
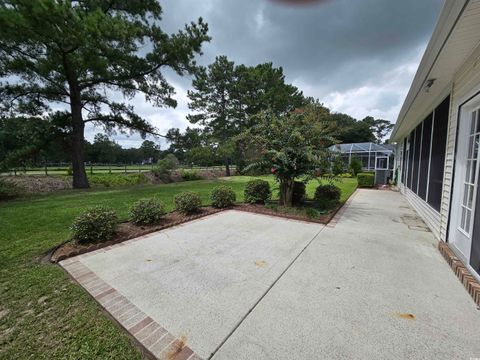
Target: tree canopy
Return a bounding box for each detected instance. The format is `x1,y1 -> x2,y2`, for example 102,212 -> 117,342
0,0 -> 209,187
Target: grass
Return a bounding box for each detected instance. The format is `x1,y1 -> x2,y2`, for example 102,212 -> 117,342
0,176 -> 357,359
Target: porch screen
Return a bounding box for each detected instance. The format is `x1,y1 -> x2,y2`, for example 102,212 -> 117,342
411,122 -> 422,194
427,96 -> 450,212
418,114 -> 433,200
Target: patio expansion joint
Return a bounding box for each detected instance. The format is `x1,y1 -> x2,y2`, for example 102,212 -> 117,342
206,222 -> 328,360
59,258 -> 202,360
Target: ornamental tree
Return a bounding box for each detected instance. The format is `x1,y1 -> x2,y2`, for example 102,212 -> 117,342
0,0 -> 209,188
241,102 -> 337,207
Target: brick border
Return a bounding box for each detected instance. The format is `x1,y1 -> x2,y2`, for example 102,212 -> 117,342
438,242 -> 480,307
60,257 -> 202,360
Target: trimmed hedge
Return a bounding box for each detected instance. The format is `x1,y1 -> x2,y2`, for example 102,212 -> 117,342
71,206 -> 118,244
174,191 -> 202,214
129,198 -> 166,225
314,184 -> 341,210
244,179 -> 271,204
211,185 -> 236,208
357,172 -> 375,188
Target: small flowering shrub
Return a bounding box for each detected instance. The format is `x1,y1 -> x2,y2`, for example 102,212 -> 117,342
292,181 -> 306,204
174,191 -> 202,214
129,198 -> 166,225
314,184 -> 341,210
244,179 -> 271,204
211,185 -> 236,208
71,206 -> 118,244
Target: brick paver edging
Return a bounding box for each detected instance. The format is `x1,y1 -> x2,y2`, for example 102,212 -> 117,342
52,208 -> 224,263
438,242 -> 480,307
60,257 -> 202,360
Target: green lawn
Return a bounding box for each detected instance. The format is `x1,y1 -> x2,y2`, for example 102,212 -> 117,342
0,176 -> 357,359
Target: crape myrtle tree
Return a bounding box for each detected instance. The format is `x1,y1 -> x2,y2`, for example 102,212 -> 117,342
0,0 -> 209,188
187,55 -> 305,176
240,102 -> 338,207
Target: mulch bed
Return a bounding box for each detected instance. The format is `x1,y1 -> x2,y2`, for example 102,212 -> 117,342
50,202 -> 342,263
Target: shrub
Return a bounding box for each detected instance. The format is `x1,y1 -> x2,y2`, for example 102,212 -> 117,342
350,156 -> 362,176
174,191 -> 202,214
0,179 -> 20,200
244,179 -> 271,204
129,198 -> 166,225
357,172 -> 375,188
305,207 -> 321,219
211,185 -> 236,208
153,154 -> 179,181
314,184 -> 341,210
88,173 -> 147,188
71,206 -> 118,244
292,181 -> 306,204
181,169 -> 202,181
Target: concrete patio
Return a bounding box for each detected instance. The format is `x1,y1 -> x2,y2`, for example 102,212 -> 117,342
61,190 -> 480,360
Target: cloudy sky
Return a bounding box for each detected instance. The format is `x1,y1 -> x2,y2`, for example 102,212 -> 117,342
88,0 -> 445,148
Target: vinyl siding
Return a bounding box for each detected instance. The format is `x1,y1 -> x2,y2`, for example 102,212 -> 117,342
440,44 -> 480,242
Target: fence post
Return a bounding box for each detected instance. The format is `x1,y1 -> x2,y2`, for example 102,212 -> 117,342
14,168 -> 17,176
125,164 -> 127,174
90,165 -> 93,175
139,164 -> 141,173
45,162 -> 48,176
109,164 -> 112,174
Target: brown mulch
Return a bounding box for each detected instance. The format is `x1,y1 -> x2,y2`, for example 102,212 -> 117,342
50,202 -> 341,263
235,203 -> 338,224
50,207 -> 222,263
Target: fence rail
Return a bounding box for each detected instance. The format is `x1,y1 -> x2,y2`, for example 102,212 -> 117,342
0,163 -> 233,176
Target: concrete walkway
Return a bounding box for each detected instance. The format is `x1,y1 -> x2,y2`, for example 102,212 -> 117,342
213,190 -> 480,360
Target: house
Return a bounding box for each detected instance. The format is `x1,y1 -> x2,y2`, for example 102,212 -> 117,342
391,0 -> 480,281
329,142 -> 395,184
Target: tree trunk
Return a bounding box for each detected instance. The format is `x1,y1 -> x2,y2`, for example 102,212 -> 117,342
63,52 -> 89,189
71,102 -> 89,188
225,157 -> 231,177
279,178 -> 294,207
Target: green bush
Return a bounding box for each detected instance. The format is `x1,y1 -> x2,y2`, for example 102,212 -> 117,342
153,154 -> 179,181
292,181 -> 306,204
129,198 -> 166,225
181,169 -> 202,181
211,185 -> 236,208
244,179 -> 271,204
339,173 -> 353,178
174,191 -> 202,214
305,207 -> 321,219
357,172 -> 375,188
350,156 -> 363,176
71,206 -> 118,244
0,179 -> 20,200
314,184 -> 341,210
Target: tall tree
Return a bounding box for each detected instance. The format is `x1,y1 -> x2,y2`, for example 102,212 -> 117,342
187,56 -> 306,175
0,0 -> 209,188
187,56 -> 239,176
362,116 -> 394,144
332,113 -> 376,144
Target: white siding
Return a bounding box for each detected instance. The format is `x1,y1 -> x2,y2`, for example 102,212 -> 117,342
440,43 -> 480,241
404,188 -> 442,239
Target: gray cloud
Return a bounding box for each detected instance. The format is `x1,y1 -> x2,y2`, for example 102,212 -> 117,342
106,0 -> 444,147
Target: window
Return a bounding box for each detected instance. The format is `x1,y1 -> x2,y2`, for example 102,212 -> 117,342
460,109 -> 480,234
376,157 -> 388,170
407,130 -> 415,189
402,138 -> 407,183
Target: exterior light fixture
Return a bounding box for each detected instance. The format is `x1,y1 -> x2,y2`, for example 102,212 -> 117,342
424,78 -> 436,93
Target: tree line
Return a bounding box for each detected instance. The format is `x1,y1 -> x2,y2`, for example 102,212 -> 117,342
0,1 -> 393,187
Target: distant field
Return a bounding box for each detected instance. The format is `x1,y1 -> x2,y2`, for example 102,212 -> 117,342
1,164 -> 230,176
0,176 -> 357,359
